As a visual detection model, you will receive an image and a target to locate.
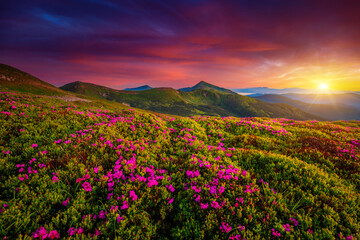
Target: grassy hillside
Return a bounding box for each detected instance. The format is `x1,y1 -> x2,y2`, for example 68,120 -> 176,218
255,94 -> 360,120
0,64 -> 68,96
0,90 -> 359,239
61,81 -> 323,120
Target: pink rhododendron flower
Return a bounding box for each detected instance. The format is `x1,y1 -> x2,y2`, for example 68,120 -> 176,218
272,228 -> 281,237
220,222 -> 232,233
62,198 -> 70,206
283,224 -> 291,232
99,210 -> 107,219
48,230 -> 60,239
200,203 -> 208,209
218,186 -> 225,194
229,234 -> 242,240
77,227 -> 83,234
211,201 -> 219,209
111,205 -> 118,213
168,184 -> 175,192
129,190 -> 138,201
82,182 -> 92,192
121,200 -> 129,210
290,217 -> 298,226
51,173 -> 59,183
117,215 -> 124,223
209,186 -> 217,195
68,227 -> 76,236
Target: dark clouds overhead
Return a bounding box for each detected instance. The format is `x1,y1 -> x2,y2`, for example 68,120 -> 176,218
1,0 -> 360,90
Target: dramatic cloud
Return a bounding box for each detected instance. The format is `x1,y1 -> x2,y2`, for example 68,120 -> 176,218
1,0 -> 360,90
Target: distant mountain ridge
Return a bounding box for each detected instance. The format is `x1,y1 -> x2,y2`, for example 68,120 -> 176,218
255,94 -> 360,120
233,87 -> 359,95
123,85 -> 152,91
179,81 -> 236,94
283,93 -> 360,110
233,87 -> 311,95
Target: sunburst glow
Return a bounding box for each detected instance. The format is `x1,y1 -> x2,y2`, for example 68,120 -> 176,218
319,83 -> 328,90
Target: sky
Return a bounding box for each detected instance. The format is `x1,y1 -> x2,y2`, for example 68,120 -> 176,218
1,0 -> 360,91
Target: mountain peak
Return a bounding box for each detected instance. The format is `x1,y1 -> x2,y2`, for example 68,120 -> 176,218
179,81 -> 235,94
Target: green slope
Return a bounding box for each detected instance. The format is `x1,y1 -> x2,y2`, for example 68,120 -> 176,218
61,81 -> 324,120
0,63 -> 67,96
0,90 -> 359,239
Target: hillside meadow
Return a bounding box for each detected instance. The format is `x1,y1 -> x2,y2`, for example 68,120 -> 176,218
0,91 -> 359,239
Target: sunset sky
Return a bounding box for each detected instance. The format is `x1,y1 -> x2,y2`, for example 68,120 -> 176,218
1,0 -> 360,90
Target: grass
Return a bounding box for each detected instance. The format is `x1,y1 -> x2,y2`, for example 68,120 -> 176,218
0,90 -> 359,239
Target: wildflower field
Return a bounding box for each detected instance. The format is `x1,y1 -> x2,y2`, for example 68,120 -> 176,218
0,91 -> 359,239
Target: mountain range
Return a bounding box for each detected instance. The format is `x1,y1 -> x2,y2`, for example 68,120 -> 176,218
1,63 -> 359,120
60,80 -> 322,120
123,85 -> 152,91
233,87 -> 360,96
255,94 -> 360,120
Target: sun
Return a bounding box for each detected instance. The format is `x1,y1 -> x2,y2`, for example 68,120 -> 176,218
319,83 -> 328,90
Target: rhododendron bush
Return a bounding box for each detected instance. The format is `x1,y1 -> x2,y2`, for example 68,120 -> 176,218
0,91 -> 359,239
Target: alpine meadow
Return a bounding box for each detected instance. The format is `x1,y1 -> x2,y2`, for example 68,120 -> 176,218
1,0 -> 360,239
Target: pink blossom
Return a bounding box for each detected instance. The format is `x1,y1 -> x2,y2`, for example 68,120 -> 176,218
68,227 -> 76,236
211,201 -> 219,209
272,228 -> 281,237
129,190 -> 138,201
31,144 -> 38,148
99,210 -> 107,219
283,224 -> 291,232
121,200 -> 129,210
200,202 -> 208,209
62,198 -> 70,206
290,217 -> 298,226
51,174 -> 59,183
229,234 -> 242,240
192,186 -> 201,193
117,215 -> 124,223
147,179 -> 158,187
82,182 -> 92,192
168,198 -> 174,204
209,186 -> 217,195
220,222 -> 232,233
48,230 -> 60,239
168,184 -> 175,192
77,227 -> 83,234
111,205 -> 118,213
